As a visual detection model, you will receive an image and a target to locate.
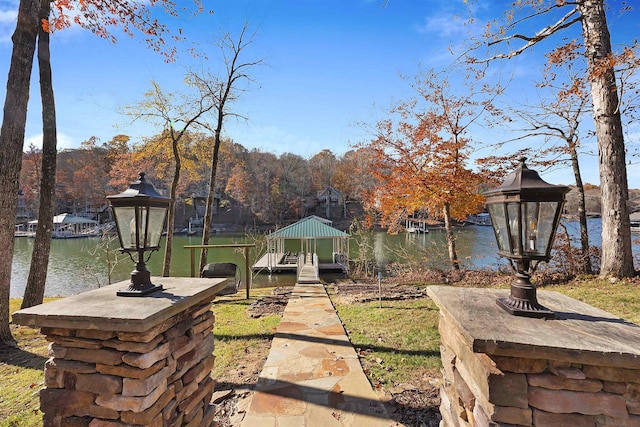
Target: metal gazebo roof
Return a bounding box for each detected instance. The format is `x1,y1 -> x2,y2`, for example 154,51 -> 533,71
268,217 -> 349,239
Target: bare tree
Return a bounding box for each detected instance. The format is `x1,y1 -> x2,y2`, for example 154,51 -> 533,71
0,0 -> 205,346
125,76 -> 218,276
496,91 -> 594,274
197,24 -> 263,274
479,46 -> 596,275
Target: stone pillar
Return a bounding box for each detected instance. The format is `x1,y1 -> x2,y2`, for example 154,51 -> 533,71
427,286 -> 640,427
13,277 -> 228,427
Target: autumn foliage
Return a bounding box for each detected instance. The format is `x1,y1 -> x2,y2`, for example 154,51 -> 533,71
467,0 -> 637,278
48,0 -> 208,60
360,71 -> 488,233
357,69 -> 500,268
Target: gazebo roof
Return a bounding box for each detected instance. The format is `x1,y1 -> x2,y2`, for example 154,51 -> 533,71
269,217 -> 348,239
303,215 -> 333,225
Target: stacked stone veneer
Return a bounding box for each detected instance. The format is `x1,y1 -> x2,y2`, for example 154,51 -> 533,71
12,278 -> 227,427
428,286 -> 640,427
39,301 -> 216,427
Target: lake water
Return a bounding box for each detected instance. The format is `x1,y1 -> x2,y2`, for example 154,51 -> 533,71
10,218 -> 640,298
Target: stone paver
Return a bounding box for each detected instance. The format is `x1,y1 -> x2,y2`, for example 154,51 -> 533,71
240,282 -> 394,426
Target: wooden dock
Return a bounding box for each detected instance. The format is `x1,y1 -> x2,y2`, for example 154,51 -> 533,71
253,251 -> 347,279
253,252 -> 297,273
297,253 -> 320,284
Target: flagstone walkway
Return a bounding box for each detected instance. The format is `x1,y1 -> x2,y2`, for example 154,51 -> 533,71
239,282 -> 395,426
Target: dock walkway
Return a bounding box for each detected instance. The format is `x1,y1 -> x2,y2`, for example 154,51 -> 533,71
253,251 -> 346,277
297,252 -> 321,284
240,282 -> 394,426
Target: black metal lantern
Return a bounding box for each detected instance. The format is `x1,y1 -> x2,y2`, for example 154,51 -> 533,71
107,173 -> 171,296
485,158 -> 569,318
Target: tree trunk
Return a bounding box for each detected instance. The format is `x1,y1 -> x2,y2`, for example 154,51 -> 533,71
162,200 -> 175,277
569,142 -> 592,275
199,126 -> 223,274
22,0 -> 56,309
0,0 -> 39,346
443,203 -> 459,270
162,134 -> 182,277
236,200 -> 243,225
578,0 -> 634,278
197,25 -> 254,275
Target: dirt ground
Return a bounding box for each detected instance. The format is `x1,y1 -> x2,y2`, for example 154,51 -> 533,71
212,284 -> 442,427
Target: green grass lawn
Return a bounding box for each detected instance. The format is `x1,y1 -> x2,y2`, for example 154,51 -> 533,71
330,296 -> 442,389
330,278 -> 640,392
0,299 -> 53,427
1,278 -> 639,425
543,278 -> 640,324
210,290 -> 282,387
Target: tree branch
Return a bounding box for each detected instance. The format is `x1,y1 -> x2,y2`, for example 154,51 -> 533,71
482,8 -> 581,62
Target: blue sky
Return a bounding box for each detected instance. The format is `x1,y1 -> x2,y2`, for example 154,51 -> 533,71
0,0 -> 638,187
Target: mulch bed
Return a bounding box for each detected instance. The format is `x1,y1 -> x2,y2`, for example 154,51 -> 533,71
246,287 -> 292,317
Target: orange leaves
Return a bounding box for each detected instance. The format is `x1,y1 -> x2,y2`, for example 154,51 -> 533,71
225,162 -> 251,204
49,0 -> 205,62
591,52 -> 626,80
332,148 -> 377,200
40,19 -> 50,33
361,70 -> 492,230
556,77 -> 587,101
546,40 -> 581,66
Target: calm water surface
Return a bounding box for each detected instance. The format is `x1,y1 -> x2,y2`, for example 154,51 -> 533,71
11,233 -> 295,298
10,218 -> 640,298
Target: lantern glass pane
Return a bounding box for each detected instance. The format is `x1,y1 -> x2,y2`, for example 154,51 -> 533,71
146,206 -> 167,248
535,201 -> 560,256
523,202 -> 542,256
507,203 -> 521,255
488,203 -> 509,252
113,206 -> 137,249
136,207 -> 148,248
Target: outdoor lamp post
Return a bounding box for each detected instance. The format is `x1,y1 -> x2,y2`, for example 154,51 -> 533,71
107,172 -> 171,297
485,158 -> 569,319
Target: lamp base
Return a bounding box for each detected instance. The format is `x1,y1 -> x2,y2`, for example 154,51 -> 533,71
496,296 -> 554,319
117,283 -> 163,297
117,269 -> 163,297
496,273 -> 554,319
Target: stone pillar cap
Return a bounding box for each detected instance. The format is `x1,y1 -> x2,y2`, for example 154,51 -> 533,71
427,286 -> 640,369
13,277 -> 227,333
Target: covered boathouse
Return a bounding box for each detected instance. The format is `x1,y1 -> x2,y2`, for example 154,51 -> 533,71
253,216 -> 350,278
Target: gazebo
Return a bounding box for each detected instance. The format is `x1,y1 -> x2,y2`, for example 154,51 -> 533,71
253,216 -> 349,274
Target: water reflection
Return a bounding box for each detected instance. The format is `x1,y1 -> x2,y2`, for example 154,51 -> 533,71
353,226 -> 505,271
10,218 -> 640,298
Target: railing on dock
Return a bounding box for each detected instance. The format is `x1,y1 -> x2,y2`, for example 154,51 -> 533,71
297,252 -> 320,284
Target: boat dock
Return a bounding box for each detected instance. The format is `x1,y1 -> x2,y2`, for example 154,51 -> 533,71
253,216 -> 350,279
253,252 -> 297,272
405,217 -> 429,233
253,251 -> 345,276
